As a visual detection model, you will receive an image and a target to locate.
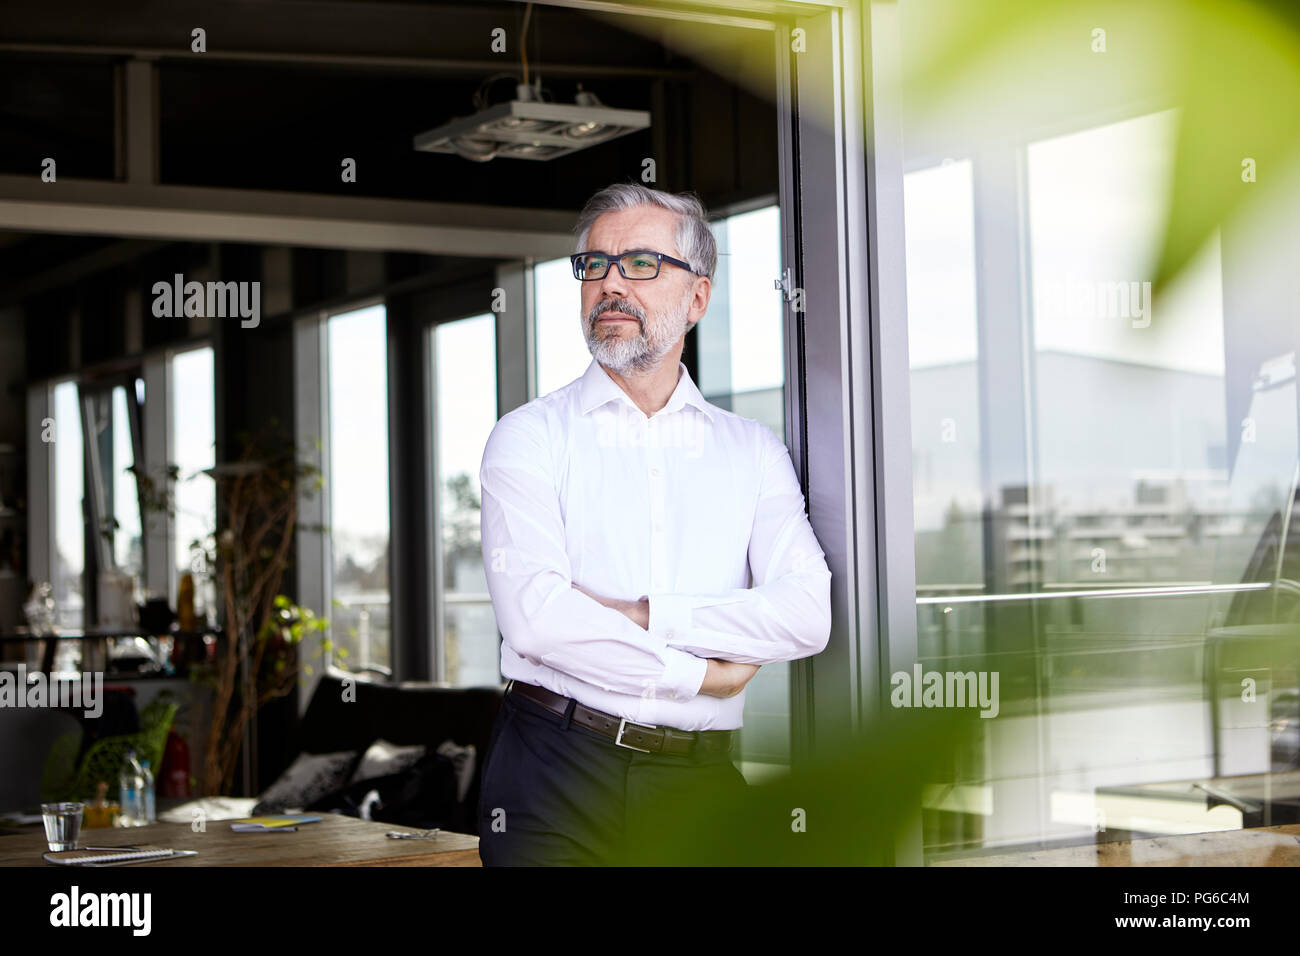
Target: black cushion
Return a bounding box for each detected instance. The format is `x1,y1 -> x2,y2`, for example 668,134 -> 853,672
289,672 -> 504,834
305,750 -> 461,831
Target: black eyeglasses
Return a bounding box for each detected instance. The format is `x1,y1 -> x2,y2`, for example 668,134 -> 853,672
570,250 -> 698,281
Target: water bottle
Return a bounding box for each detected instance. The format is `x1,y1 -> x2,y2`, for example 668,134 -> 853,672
118,749 -> 145,827
139,758 -> 156,824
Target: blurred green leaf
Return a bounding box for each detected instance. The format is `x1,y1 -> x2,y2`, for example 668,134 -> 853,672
903,0 -> 1300,291
616,708 -> 976,866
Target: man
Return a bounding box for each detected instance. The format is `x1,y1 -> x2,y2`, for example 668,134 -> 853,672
476,182 -> 832,865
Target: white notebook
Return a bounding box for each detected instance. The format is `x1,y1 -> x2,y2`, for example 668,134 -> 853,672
43,846 -> 195,866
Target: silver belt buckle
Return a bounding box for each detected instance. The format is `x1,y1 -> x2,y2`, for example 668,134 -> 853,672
614,717 -> 656,752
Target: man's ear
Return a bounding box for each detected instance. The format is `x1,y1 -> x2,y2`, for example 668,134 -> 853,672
691,275 -> 712,321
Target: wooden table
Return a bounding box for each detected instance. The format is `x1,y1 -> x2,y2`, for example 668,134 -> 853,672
931,823 -> 1300,866
0,813 -> 481,867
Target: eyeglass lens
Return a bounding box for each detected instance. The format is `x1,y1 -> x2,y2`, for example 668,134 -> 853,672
574,252 -> 661,280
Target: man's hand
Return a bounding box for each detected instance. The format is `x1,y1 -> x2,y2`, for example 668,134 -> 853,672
698,659 -> 761,699
571,582 -> 760,698
571,582 -> 648,629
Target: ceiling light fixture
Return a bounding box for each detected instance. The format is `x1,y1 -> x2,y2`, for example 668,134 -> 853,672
413,83 -> 649,162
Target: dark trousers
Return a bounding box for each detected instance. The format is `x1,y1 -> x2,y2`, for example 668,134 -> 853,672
477,688 -> 748,866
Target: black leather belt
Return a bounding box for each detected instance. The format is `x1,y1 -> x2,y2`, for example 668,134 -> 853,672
506,680 -> 737,756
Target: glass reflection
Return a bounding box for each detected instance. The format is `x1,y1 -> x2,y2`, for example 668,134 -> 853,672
905,104 -> 1299,854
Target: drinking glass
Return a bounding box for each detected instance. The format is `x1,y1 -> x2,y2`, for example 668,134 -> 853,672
41,802 -> 84,852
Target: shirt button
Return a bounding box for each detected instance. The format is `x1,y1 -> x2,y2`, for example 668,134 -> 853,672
650,467 -> 661,477
666,629 -> 675,640
669,691 -> 676,699
654,519 -> 663,531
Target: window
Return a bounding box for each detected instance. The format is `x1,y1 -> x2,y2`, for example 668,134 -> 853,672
83,382 -> 144,588
906,160 -> 983,596
431,313 -> 498,685
50,380 -> 84,630
1026,112 -> 1228,583
533,256 -> 589,396
698,204 -> 785,438
325,304 -> 391,673
900,98 -> 1272,855
109,383 -> 143,580
78,378 -> 146,630
40,355 -> 209,634
170,346 -> 216,614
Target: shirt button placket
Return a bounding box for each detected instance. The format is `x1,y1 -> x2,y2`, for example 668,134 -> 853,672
648,417 -> 667,593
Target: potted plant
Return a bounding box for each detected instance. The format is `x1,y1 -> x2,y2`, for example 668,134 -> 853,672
133,428 -> 329,796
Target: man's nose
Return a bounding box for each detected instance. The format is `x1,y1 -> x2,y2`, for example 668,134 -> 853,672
597,261 -> 630,298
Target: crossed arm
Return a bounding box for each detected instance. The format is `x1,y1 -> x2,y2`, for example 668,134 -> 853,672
479,411 -> 832,703
568,582 -> 763,698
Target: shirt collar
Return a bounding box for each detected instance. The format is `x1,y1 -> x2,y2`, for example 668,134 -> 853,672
578,357 -> 716,424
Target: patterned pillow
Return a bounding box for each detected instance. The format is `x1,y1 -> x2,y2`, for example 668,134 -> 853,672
350,740 -> 427,784
436,739 -> 477,804
252,751 -> 358,814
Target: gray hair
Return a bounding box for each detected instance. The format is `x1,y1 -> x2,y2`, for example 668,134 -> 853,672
574,183 -> 717,280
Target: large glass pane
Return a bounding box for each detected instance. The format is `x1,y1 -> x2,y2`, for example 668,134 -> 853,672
896,0 -> 1297,858
906,161 -> 983,601
110,385 -> 142,580
699,205 -> 785,435
326,305 -> 391,673
171,346 -> 216,616
432,313 -> 498,686
83,381 -> 144,627
534,256 -> 589,396
1018,116 -> 1235,846
51,381 -> 84,630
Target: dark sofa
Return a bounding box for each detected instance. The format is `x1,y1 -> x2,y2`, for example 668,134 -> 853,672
287,669 -> 505,834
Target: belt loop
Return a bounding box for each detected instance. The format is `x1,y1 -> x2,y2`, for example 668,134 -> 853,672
560,697 -> 576,730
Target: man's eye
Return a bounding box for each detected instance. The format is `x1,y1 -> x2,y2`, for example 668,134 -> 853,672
586,256 -> 608,270
629,255 -> 656,268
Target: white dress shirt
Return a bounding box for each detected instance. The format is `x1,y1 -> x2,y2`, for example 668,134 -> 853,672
479,356 -> 832,731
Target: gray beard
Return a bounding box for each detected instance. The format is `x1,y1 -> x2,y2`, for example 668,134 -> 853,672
583,288 -> 693,375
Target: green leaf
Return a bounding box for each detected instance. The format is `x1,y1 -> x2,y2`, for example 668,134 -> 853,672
1151,0 -> 1300,287
902,0 -> 1300,296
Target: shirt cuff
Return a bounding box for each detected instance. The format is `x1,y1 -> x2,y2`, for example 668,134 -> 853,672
648,592 -> 695,642
660,648 -> 709,702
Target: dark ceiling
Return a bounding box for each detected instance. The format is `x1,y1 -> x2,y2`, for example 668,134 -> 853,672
0,0 -> 782,298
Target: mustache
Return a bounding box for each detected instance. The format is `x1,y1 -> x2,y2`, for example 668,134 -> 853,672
587,298 -> 646,330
